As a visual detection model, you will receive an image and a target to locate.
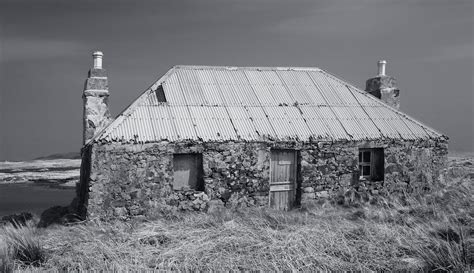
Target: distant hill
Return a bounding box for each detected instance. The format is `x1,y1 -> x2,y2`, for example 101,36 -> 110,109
35,152 -> 81,160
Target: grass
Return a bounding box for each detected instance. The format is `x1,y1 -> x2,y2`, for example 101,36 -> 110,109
0,236 -> 13,273
0,221 -> 45,271
1,159 -> 473,271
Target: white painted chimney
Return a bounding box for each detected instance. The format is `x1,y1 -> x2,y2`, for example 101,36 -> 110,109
377,60 -> 387,76
92,51 -> 103,69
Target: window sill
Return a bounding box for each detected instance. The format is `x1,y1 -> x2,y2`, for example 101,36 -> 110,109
358,176 -> 384,182
173,188 -> 205,193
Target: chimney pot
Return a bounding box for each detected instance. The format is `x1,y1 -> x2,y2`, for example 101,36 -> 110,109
92,51 -> 103,69
377,60 -> 387,76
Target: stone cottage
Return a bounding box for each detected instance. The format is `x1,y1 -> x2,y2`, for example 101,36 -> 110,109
76,52 -> 448,219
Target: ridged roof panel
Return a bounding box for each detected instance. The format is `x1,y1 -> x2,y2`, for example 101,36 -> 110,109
96,65 -> 446,143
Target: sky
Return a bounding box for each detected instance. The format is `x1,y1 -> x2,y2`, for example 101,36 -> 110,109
0,0 -> 473,161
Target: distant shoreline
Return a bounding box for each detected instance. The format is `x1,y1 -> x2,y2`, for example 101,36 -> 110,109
0,158 -> 80,187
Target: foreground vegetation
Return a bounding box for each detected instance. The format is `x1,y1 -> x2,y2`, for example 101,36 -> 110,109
1,157 -> 473,271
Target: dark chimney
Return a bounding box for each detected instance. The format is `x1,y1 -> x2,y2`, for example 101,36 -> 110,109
365,60 -> 400,109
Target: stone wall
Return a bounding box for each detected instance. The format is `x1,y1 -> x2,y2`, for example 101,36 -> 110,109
85,142 -> 272,219
83,67 -> 111,145
365,75 -> 400,110
383,139 -> 448,192
79,138 -> 448,219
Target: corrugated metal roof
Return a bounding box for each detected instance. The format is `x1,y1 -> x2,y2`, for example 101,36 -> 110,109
95,65 -> 446,143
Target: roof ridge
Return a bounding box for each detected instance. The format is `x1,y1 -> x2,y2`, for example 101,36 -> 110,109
173,65 -> 322,72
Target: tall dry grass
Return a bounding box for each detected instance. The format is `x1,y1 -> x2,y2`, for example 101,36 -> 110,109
0,221 -> 46,271
0,236 -> 13,273
29,177 -> 472,272
4,159 -> 473,271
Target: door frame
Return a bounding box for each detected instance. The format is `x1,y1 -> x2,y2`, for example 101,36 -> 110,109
268,149 -> 300,210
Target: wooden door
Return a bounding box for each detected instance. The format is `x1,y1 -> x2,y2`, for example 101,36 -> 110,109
270,150 -> 297,210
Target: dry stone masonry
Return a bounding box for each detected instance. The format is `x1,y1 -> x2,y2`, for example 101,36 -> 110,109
77,138 -> 447,220
83,51 -> 112,145
75,55 -> 449,220
366,60 -> 400,110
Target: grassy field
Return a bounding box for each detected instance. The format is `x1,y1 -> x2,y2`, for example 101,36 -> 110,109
1,156 -> 473,271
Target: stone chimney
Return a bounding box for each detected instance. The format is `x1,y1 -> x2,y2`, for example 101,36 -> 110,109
365,60 -> 400,109
83,51 -> 111,145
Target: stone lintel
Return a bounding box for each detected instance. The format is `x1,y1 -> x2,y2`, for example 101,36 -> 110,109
358,141 -> 388,149
83,90 -> 110,97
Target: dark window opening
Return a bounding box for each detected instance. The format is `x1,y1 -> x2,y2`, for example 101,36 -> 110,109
358,148 -> 384,181
156,85 -> 167,103
173,153 -> 204,191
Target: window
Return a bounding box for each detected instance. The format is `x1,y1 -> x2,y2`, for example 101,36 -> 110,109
173,154 -> 204,191
155,85 -> 167,102
358,148 -> 384,181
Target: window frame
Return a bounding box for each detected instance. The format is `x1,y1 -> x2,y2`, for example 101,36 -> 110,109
358,148 -> 384,181
172,153 -> 204,191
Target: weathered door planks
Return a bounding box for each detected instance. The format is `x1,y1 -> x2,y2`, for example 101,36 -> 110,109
269,150 -> 297,210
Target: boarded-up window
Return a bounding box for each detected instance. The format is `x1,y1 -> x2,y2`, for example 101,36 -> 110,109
173,154 -> 204,191
358,148 -> 384,181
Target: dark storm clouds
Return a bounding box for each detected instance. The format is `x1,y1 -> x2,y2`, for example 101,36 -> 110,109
0,0 -> 473,161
